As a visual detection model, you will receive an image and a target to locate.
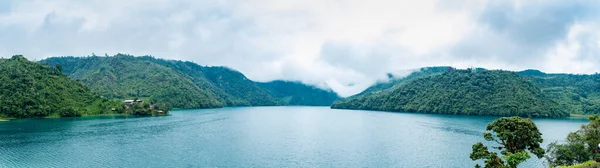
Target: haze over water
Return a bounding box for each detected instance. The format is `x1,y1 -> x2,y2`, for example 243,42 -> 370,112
0,107 -> 588,167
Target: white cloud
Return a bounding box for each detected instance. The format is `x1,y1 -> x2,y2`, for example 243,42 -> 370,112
0,0 -> 599,97
544,22 -> 600,74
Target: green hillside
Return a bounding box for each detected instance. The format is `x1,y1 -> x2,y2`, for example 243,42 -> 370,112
41,55 -> 224,109
358,66 -> 453,96
332,69 -> 568,118
41,54 -> 337,108
136,56 -> 282,106
193,66 -> 283,106
257,80 -> 340,106
517,70 -> 600,115
0,55 -> 124,118
139,58 -> 253,106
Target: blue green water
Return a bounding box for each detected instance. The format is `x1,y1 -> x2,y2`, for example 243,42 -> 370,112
0,107 -> 589,167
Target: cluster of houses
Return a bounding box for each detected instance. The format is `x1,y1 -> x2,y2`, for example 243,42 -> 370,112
123,99 -> 164,114
123,99 -> 144,105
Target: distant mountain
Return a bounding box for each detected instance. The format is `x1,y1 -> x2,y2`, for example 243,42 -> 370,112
0,55 -> 124,118
517,70 -> 600,115
41,54 -> 337,108
332,69 -> 568,118
257,80 -> 340,106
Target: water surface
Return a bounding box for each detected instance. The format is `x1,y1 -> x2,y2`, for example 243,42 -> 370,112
0,107 -> 588,167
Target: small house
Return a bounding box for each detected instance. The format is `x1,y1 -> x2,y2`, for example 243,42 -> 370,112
124,99 -> 143,105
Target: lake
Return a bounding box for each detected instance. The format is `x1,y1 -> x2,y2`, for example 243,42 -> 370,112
0,107 -> 589,167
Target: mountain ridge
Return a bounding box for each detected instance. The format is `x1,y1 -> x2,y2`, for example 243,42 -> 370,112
332,69 -> 569,117
40,54 -> 340,108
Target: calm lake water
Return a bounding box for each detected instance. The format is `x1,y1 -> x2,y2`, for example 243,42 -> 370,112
0,107 -> 589,167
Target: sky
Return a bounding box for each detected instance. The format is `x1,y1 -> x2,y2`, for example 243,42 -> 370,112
1,0 -> 599,97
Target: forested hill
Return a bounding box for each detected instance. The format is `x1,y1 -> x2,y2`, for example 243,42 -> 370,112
148,57 -> 340,106
357,66 -> 453,96
142,57 -> 283,106
257,80 -> 340,106
517,70 -> 600,115
41,55 -> 225,109
0,55 -> 124,118
332,69 -> 569,118
41,54 -> 338,108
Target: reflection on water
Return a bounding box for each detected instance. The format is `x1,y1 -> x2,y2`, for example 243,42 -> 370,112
0,107 -> 589,167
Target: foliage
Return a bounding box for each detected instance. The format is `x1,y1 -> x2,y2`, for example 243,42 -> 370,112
257,80 -> 340,106
126,101 -> 170,116
138,56 -> 284,106
332,69 -> 568,117
356,66 -> 453,96
196,66 -> 283,106
470,142 -> 506,168
42,55 -> 338,108
0,55 -> 125,118
546,115 -> 600,167
470,116 -> 545,168
517,70 -> 600,115
142,58 -> 253,106
41,55 -> 227,109
561,160 -> 600,168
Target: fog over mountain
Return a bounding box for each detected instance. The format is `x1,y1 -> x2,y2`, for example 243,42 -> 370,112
1,0 -> 599,96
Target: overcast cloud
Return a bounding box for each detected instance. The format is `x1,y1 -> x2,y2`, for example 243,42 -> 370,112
1,0 -> 599,96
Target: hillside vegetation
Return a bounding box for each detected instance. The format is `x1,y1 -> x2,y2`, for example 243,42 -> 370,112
357,66 -> 453,96
258,80 -> 340,106
41,55 -> 224,109
0,55 -> 124,118
332,69 -> 568,117
41,54 -> 338,108
518,70 -> 600,115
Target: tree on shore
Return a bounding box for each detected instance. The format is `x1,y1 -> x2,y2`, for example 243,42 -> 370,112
470,116 -> 544,168
546,115 -> 600,167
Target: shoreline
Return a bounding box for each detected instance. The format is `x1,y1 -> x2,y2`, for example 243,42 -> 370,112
569,114 -> 593,119
81,113 -> 134,117
1,113 -> 136,122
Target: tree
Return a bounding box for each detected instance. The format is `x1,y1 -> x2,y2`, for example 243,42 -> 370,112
546,115 -> 600,167
470,116 -> 544,168
55,64 -> 62,72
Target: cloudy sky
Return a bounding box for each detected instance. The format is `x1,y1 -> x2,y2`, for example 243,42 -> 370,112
1,0 -> 599,96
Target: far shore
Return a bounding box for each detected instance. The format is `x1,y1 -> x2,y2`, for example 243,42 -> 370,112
81,113 -> 134,117
0,117 -> 14,122
1,111 -> 595,122
569,114 -> 594,119
0,113 -> 136,122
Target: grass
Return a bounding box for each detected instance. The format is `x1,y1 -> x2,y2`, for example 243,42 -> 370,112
42,113 -> 62,119
561,160 -> 600,168
570,114 -> 594,119
0,114 -> 14,121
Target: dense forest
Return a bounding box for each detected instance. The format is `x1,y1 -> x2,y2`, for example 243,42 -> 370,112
357,66 -> 453,96
257,80 -> 340,106
30,54 -> 600,117
0,55 -> 125,118
146,56 -> 283,106
41,54 -> 338,108
332,69 -> 569,118
41,55 -> 224,109
517,70 -> 600,115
